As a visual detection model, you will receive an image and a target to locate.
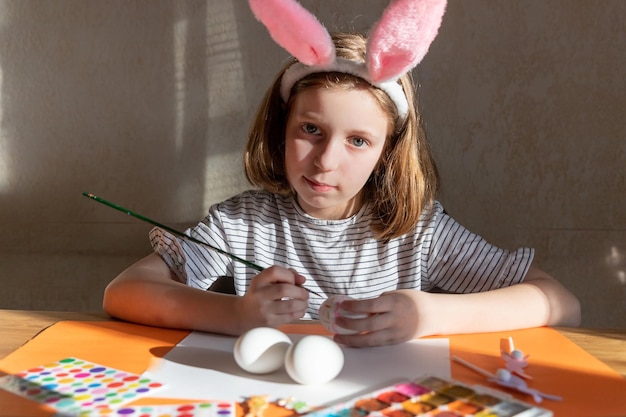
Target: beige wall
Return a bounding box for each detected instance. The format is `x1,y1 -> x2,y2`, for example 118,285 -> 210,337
0,1 -> 623,328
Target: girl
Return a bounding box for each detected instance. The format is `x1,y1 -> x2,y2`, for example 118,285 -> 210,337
103,1 -> 580,347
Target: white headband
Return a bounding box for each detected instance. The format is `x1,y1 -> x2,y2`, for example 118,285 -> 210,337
279,58 -> 410,121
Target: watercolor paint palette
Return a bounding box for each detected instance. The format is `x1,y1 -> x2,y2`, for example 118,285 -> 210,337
305,375 -> 552,417
0,357 -> 166,416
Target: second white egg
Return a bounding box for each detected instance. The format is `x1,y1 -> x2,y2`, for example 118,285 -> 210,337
284,335 -> 344,385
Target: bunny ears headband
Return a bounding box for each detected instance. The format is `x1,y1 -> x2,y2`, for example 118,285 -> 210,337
248,0 -> 447,121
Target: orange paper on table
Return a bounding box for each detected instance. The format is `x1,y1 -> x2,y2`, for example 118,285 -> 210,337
0,321 -> 625,417
0,320 -> 189,417
449,327 -> 626,417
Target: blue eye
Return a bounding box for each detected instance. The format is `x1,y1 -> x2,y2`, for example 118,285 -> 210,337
351,137 -> 367,147
302,123 -> 321,135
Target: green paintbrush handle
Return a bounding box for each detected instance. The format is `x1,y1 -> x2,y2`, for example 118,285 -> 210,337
82,192 -> 264,271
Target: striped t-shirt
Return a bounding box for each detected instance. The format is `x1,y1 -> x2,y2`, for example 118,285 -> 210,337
150,190 -> 533,319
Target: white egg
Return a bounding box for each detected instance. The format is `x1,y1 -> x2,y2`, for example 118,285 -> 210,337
285,335 -> 344,385
318,295 -> 367,335
233,327 -> 292,374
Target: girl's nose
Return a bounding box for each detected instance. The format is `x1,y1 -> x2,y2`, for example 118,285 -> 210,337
314,138 -> 341,171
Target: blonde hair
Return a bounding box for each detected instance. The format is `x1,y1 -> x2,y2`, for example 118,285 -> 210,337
245,32 -> 439,241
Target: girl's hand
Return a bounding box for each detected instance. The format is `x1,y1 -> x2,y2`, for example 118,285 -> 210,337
332,290 -> 426,347
236,265 -> 309,330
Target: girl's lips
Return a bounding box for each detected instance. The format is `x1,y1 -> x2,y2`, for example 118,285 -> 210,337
305,177 -> 335,192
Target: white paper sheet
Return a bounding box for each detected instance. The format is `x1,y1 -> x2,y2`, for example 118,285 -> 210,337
143,330 -> 450,407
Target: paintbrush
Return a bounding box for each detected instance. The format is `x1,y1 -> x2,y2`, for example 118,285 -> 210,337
83,192 -> 321,297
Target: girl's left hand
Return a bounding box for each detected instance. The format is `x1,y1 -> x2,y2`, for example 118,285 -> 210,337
331,290 -> 421,347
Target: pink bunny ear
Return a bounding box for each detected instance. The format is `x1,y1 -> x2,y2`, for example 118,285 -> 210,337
248,0 -> 335,66
367,0 -> 447,83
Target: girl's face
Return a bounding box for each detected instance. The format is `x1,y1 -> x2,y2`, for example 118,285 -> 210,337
284,86 -> 390,220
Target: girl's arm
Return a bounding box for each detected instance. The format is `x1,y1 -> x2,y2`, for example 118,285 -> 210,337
102,253 -> 309,335
334,266 -> 581,347
410,266 -> 581,336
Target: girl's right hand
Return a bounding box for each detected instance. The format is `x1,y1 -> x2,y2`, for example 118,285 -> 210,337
236,265 -> 309,330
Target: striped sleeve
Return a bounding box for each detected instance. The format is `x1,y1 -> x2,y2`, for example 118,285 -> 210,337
149,221 -> 233,290
149,227 -> 187,284
426,210 -> 534,293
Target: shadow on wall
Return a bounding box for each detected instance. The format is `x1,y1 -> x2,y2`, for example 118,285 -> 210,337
0,1 -> 262,311
0,1 -> 258,226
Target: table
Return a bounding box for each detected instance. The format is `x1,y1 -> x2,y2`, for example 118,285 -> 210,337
1,309 -> 626,417
1,309 -> 624,377
0,310 -> 106,359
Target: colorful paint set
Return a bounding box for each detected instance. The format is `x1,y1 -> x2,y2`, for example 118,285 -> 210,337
305,375 -> 552,417
0,357 -> 236,417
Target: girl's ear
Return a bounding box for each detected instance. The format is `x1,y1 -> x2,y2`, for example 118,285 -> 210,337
367,0 -> 447,83
248,0 -> 335,67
